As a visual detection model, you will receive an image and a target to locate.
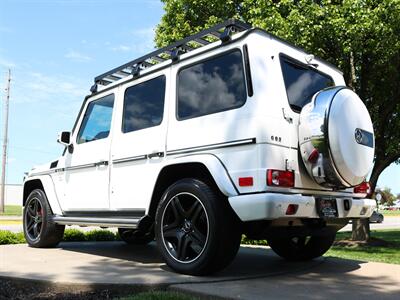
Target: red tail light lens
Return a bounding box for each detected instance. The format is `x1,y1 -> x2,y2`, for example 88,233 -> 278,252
267,169 -> 294,187
354,181 -> 371,194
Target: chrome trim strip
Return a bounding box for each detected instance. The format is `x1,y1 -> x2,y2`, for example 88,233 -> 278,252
52,216 -> 140,228
261,141 -> 298,150
65,163 -> 97,171
29,170 -> 55,176
167,138 -> 256,156
112,154 -> 148,164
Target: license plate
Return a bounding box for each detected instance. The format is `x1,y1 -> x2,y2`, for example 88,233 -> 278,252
316,198 -> 338,218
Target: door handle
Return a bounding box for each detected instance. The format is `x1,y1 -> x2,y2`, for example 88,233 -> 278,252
147,152 -> 165,159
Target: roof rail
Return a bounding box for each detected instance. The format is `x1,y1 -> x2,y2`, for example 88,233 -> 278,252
91,19 -> 251,93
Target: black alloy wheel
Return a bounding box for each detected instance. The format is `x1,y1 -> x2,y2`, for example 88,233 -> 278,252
23,189 -> 65,248
155,178 -> 241,275
161,192 -> 209,263
25,197 -> 43,242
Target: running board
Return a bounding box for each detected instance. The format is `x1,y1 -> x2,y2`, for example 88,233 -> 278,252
51,216 -> 140,228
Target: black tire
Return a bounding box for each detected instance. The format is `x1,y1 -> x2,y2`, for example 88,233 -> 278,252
118,228 -> 154,245
268,234 -> 335,261
23,189 -> 65,248
155,178 -> 241,275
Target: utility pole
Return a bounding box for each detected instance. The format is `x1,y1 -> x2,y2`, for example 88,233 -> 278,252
0,69 -> 11,213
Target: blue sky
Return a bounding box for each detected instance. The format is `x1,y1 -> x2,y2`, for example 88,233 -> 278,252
0,0 -> 399,195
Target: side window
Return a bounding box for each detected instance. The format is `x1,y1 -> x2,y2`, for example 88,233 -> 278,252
280,56 -> 334,112
177,50 -> 247,120
77,94 -> 114,144
122,75 -> 166,133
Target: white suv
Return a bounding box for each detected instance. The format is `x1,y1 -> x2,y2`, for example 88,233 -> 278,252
23,20 -> 376,275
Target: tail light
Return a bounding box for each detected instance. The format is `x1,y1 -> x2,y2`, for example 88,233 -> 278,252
354,181 -> 371,194
267,169 -> 294,187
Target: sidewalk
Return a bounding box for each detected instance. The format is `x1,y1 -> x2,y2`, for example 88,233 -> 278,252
1,242 -> 399,299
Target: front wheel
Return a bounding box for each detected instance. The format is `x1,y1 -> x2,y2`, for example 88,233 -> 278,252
23,189 -> 65,248
268,234 -> 335,261
155,178 -> 241,275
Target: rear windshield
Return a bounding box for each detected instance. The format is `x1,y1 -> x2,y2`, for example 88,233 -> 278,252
280,56 -> 334,112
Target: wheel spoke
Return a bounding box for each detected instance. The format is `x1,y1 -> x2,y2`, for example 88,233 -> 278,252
33,223 -> 39,237
176,232 -> 190,260
27,220 -> 35,232
163,224 -> 179,239
188,201 -> 203,222
170,197 -> 187,219
190,228 -> 206,249
27,205 -> 36,217
33,200 -> 39,214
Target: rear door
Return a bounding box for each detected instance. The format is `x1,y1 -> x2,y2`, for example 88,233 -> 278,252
110,70 -> 169,210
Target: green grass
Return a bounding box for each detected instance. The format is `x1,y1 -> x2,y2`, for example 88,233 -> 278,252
119,291 -> 198,300
0,205 -> 22,216
326,230 -> 400,264
381,210 -> 400,217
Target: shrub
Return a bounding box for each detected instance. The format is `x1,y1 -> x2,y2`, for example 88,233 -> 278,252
0,230 -> 25,245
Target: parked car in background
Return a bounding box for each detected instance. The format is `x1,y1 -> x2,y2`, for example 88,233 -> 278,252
369,210 -> 384,223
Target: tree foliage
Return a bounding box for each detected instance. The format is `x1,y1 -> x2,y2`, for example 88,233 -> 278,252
155,0 -> 400,192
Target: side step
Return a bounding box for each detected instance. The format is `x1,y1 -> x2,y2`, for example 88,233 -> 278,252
52,216 -> 140,228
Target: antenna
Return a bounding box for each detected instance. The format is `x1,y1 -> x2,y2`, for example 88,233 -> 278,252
0,69 -> 11,213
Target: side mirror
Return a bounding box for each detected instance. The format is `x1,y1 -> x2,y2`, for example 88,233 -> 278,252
57,131 -> 71,146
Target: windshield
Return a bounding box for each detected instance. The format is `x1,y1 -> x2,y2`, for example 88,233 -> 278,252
280,56 -> 334,112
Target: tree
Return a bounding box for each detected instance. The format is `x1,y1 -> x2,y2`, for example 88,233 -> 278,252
155,0 -> 400,241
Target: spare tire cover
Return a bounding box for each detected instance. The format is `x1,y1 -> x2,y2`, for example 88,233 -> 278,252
299,86 -> 374,188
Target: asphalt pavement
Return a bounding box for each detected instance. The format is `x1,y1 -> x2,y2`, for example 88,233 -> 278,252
0,242 -> 399,299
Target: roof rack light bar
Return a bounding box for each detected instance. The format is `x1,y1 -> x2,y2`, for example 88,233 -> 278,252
92,19 -> 251,93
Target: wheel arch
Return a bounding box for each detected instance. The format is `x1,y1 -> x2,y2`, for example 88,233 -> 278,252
23,176 -> 63,215
148,154 -> 238,219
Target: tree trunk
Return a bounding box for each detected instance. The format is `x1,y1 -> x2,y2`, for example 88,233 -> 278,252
351,218 -> 370,241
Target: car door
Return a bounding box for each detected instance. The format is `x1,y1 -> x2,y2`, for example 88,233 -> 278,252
110,70 -> 169,210
60,93 -> 115,211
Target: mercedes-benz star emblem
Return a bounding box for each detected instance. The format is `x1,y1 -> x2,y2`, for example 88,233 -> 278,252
355,128 -> 363,144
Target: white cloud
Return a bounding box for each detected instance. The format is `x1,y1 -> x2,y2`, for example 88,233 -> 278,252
11,71 -> 87,105
0,57 -> 16,68
111,45 -> 132,52
64,50 -> 92,62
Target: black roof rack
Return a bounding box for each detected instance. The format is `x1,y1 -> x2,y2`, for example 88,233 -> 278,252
91,19 -> 251,92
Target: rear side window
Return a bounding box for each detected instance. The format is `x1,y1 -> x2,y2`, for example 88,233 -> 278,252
77,94 -> 114,144
122,75 -> 166,133
177,50 -> 247,120
280,56 -> 334,112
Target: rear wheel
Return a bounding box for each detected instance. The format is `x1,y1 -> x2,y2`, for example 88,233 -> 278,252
118,228 -> 154,245
268,234 -> 335,261
23,189 -> 65,248
155,178 -> 241,275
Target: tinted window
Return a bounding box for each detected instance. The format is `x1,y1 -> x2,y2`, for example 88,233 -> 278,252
77,94 -> 114,144
177,50 -> 247,120
281,57 -> 334,111
123,76 -> 166,133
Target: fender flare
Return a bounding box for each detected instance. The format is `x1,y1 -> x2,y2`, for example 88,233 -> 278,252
161,153 -> 239,197
23,175 -> 63,215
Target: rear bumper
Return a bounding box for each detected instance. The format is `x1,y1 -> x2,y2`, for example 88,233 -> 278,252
228,192 -> 376,222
